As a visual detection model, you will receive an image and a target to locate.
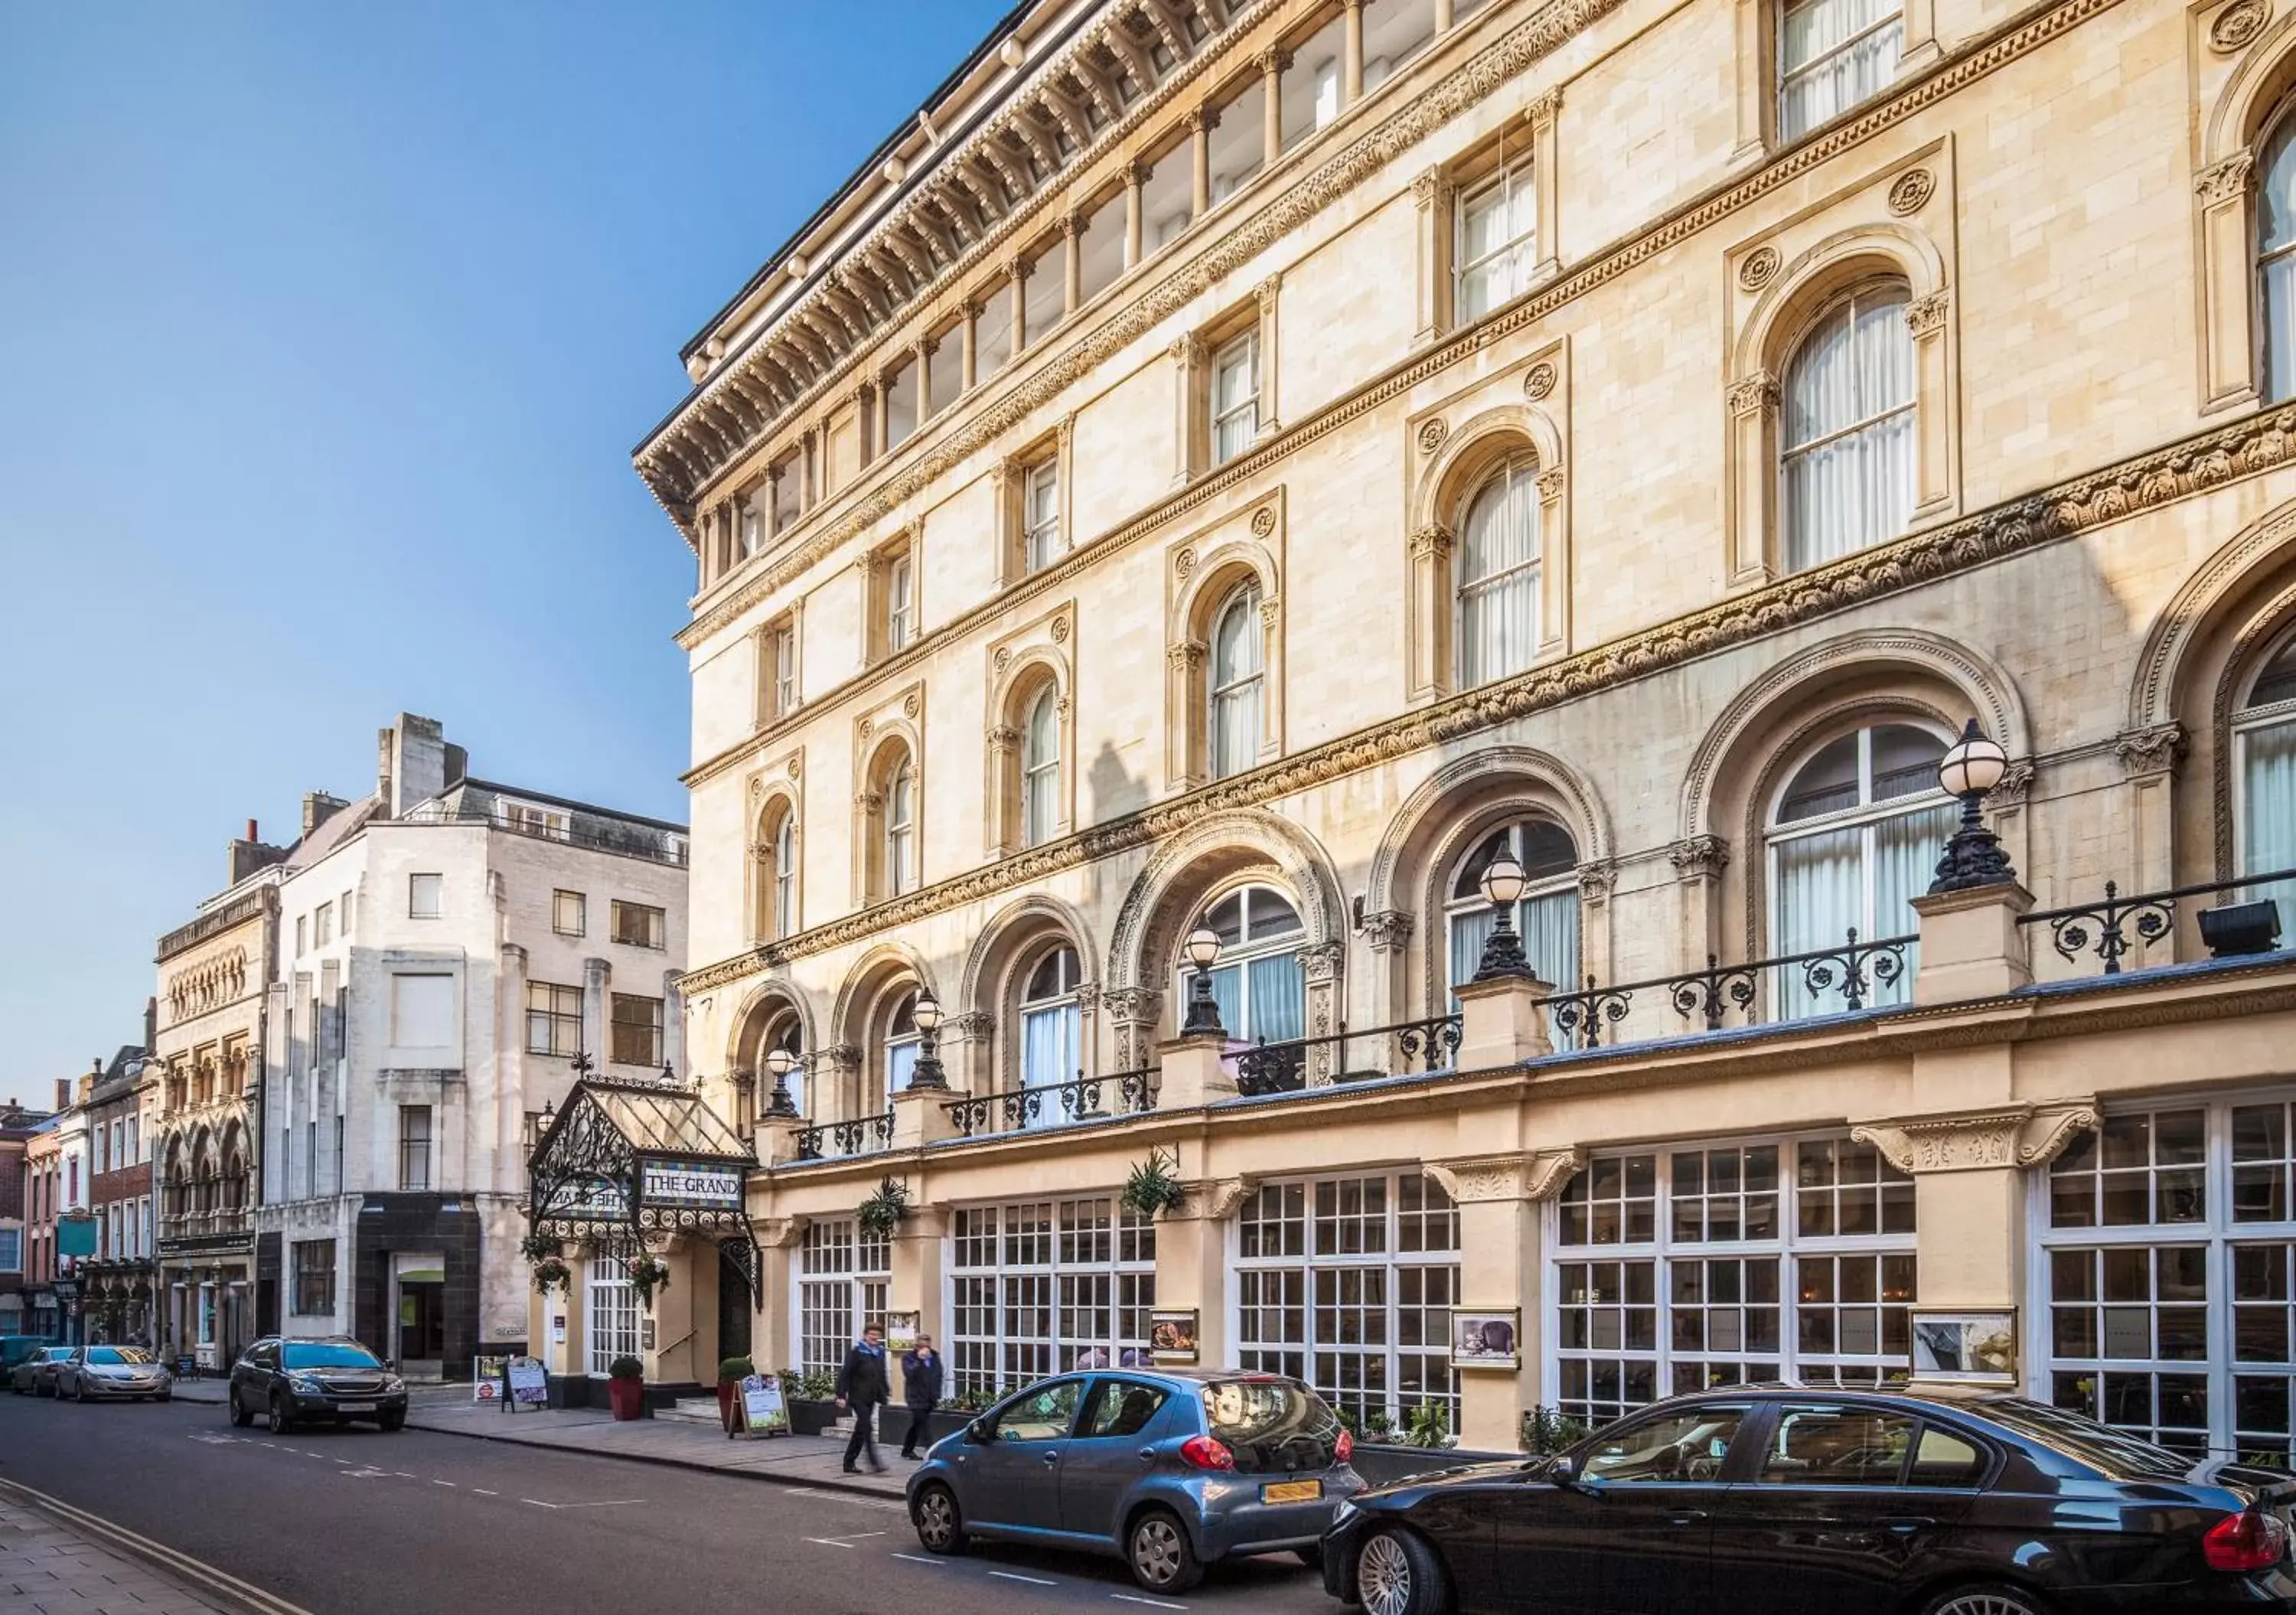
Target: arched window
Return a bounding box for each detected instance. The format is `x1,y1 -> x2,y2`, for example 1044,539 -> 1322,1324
1456,458 -> 1543,688
1022,684 -> 1061,848
1766,723 -> 1954,1013
1209,583 -> 1264,780
756,1011 -> 804,1121
1445,817 -> 1580,1013
2263,115 -> 2296,403
1778,0 -> 1903,142
882,749 -> 915,899
1181,883 -> 1306,1042
2238,632 -> 2296,918
1781,283 -> 1914,572
883,991 -> 921,1100
1019,947 -> 1083,1101
772,810 -> 798,938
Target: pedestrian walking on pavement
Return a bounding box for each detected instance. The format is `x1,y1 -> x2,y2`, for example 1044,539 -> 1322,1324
836,1323 -> 890,1474
898,1333 -> 944,1459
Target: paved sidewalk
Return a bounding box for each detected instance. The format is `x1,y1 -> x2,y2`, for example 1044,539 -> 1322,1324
0,1484 -> 293,1615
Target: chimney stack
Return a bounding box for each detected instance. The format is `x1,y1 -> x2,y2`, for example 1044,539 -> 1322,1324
246,818 -> 258,842
54,1077 -> 69,1111
302,791 -> 349,838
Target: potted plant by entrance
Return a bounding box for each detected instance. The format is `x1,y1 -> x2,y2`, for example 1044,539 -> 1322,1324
783,1370 -> 840,1436
716,1355 -> 754,1431
607,1354 -> 646,1421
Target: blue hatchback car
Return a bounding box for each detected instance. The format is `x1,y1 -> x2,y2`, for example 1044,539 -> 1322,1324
907,1367 -> 1365,1594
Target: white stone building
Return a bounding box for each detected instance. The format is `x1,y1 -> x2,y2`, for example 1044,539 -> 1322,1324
256,714 -> 687,1377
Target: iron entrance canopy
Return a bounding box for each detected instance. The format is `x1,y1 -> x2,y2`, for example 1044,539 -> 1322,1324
527,1074 -> 756,1250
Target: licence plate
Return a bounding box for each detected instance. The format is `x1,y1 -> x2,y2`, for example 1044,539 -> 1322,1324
337,1401 -> 377,1413
1261,1480 -> 1322,1504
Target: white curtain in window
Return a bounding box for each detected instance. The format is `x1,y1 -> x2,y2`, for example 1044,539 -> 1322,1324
1458,168 -> 1537,320
1872,801 -> 1955,1006
1447,891 -> 1580,1040
1020,1004 -> 1080,1093
1247,954 -> 1306,1042
2245,718 -> 2296,919
1457,464 -> 1542,687
885,762 -> 914,896
1023,687 -> 1060,847
1779,0 -> 1903,141
2264,122 -> 2296,403
1209,589 -> 1264,779
1208,964 -> 1244,1036
1782,288 -> 1915,571
886,1038 -> 919,1099
1774,826 -> 1862,1019
772,815 -> 796,937
1212,334 -> 1260,465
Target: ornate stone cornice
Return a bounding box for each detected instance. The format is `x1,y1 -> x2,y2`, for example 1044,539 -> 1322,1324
1427,1147 -> 1584,1202
1177,1176 -> 1254,1220
1904,289 -> 1951,336
679,416 -> 2296,1001
1725,371 -> 1779,416
2196,149 -> 2255,204
1849,1101 -> 2099,1174
2114,720 -> 2186,779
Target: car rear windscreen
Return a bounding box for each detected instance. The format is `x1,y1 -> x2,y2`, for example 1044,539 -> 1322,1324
1201,1379 -> 1342,1472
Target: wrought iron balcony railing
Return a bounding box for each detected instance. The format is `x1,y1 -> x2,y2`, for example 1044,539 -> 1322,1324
2023,866 -> 2296,975
794,1111 -> 893,1161
1227,1013 -> 1464,1097
944,1069 -> 1160,1138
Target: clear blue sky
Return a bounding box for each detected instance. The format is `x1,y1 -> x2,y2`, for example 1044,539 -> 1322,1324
0,0 -> 1010,1088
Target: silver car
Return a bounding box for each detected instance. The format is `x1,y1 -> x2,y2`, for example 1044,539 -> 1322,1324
907,1368 -> 1364,1594
57,1346 -> 173,1402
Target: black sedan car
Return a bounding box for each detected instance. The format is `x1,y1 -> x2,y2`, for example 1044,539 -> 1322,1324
227,1336 -> 407,1432
1323,1385 -> 2296,1614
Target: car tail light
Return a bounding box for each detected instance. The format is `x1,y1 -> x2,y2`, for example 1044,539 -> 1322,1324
1179,1434 -> 1235,1471
2203,1509 -> 2289,1572
1335,1428 -> 1355,1465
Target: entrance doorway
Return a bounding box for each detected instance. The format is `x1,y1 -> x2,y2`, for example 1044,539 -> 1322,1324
393,1255 -> 447,1374
716,1244 -> 752,1364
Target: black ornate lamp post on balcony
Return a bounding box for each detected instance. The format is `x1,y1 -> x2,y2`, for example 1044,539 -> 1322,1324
763,1046 -> 801,1118
909,990 -> 949,1090
1179,924 -> 1228,1038
1472,851 -> 1535,980
1929,718 -> 2016,894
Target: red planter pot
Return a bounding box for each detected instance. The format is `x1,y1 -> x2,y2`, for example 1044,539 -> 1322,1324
716,1382 -> 738,1428
608,1378 -> 646,1421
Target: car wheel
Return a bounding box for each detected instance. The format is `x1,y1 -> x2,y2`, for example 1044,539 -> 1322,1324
267,1395 -> 291,1434
71,1376 -> 85,1403
1127,1508 -> 1202,1596
229,1389 -> 253,1428
915,1484 -> 969,1555
1357,1529 -> 1449,1615
1922,1587 -> 2047,1615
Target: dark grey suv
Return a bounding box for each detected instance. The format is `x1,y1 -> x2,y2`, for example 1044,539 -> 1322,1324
228,1336 -> 408,1432
908,1368 -> 1363,1594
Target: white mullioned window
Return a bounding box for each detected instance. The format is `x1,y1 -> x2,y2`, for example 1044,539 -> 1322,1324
1445,817 -> 1581,1029
1455,456 -> 1543,688
1780,283 -> 1915,570
1208,582 -> 1264,780
2263,117 -> 2296,404
771,809 -> 797,939
2037,1096 -> 2296,1462
1181,883 -> 1306,1045
1456,162 -> 1537,321
887,551 -> 915,651
1210,331 -> 1260,465
1777,0 -> 1903,142
1019,948 -> 1082,1104
883,991 -> 921,1101
1551,1134 -> 1917,1427
2236,634 -> 2296,922
797,1219 -> 890,1380
1022,460 -> 1063,573
948,1199 -> 1156,1401
585,1258 -> 641,1376
1766,723 -> 1954,1018
1021,684 -> 1061,848
884,751 -> 915,898
1234,1173 -> 1460,1434
772,625 -> 797,716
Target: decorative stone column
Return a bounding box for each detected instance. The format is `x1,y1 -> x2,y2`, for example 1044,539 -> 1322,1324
1909,881 -> 2034,1004
1302,941 -> 1345,1082
1169,332 -> 1202,485
1124,158 -> 1148,269
913,336 -> 935,419
814,1044 -> 862,1123
1189,106 -> 1216,217
1007,256 -> 1029,357
753,1216 -> 807,1375
947,1012 -> 995,1094
1906,290 -> 1954,520
1258,47 -> 1289,168
1254,274 -> 1283,437
1667,836 -> 1728,976
959,298 -> 980,392
1724,372 -> 1779,588
1342,0 -> 1365,104
1102,988 -> 1164,1075
1061,210 -> 1084,316
1159,1178 -> 1251,1370
1433,0 -> 1454,29
1362,910 -> 1415,1032
582,957 -> 611,1065
1426,1149 -> 1583,1450
1850,1102 -> 2099,1383
1453,972 -> 1554,1072
2115,723 -> 2184,951
2198,153 -> 2262,415
661,968 -> 686,1078
1411,170 -> 1453,347
890,1204 -> 948,1406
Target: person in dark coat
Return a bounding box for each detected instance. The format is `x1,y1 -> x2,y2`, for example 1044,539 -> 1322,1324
897,1333 -> 944,1459
835,1323 -> 890,1473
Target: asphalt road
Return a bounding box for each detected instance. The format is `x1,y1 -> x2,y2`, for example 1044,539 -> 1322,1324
0,1390 -> 1339,1615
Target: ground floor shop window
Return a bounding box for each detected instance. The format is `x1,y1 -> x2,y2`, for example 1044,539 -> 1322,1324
2040,1096 -> 2296,1460
797,1218 -> 889,1379
1234,1172 -> 1459,1434
585,1258 -> 640,1376
947,1197 -> 1155,1399
1550,1134 -> 1916,1427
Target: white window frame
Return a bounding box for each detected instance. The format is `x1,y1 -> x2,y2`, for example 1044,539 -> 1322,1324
1022,460 -> 1063,573
1776,0 -> 1905,142
772,622 -> 798,716
1176,882 -> 1305,1043
1548,1130 -> 1919,1427
1021,684 -> 1062,849
947,1198 -> 1156,1401
1018,948 -> 1083,1105
1454,162 -> 1537,321
553,889 -> 586,937
771,810 -> 798,938
1453,457 -> 1544,689
1207,583 -> 1265,781
2031,1092 -> 2296,1461
1779,283 -> 1916,571
1231,1172 -> 1461,1434
586,1257 -> 641,1376
885,755 -> 916,898
796,1219 -> 889,1379
1210,331 -> 1260,465
407,873 -> 443,920
2233,631 -> 2296,916
886,551 -> 915,651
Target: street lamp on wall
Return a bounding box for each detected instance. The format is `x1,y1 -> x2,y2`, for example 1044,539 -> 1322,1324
763,1046 -> 801,1118
1179,925 -> 1228,1039
1472,852 -> 1535,981
1929,718 -> 2017,894
908,990 -> 949,1090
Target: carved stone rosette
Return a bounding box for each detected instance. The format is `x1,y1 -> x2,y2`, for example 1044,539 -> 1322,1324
1849,1101 -> 2099,1175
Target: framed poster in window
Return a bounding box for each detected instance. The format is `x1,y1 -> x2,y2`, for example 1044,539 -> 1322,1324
1910,1310 -> 2017,1383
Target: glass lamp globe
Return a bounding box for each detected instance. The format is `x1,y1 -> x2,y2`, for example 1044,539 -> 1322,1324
1182,926 -> 1224,969
765,1046 -> 796,1080
1479,852 -> 1529,908
912,990 -> 944,1033
1938,719 -> 2009,798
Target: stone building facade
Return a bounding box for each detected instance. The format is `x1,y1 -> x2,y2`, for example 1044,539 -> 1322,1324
615,0 -> 2296,1452
79,1049 -> 159,1349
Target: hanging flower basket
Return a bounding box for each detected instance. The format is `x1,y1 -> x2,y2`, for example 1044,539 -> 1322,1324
856,1176 -> 910,1241
531,1256 -> 573,1298
1120,1149 -> 1189,1219
627,1254 -> 671,1310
